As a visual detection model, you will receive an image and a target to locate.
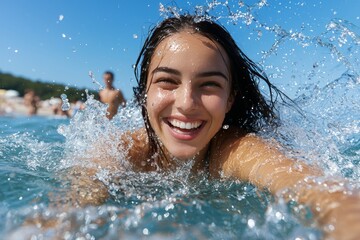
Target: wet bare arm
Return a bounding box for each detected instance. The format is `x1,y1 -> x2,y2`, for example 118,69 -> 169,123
210,130 -> 360,239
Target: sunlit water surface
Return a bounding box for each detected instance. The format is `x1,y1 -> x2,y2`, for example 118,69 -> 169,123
1,1 -> 360,239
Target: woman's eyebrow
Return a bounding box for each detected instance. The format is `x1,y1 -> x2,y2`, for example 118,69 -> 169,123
196,71 -> 229,81
151,67 -> 229,81
151,67 -> 181,76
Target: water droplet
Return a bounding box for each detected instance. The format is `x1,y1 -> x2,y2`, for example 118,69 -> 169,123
165,203 -> 174,211
60,94 -> 70,111
59,15 -> 64,21
258,0 -> 267,8
62,33 -> 66,38
133,34 -> 138,39
247,218 -> 255,228
143,228 -> 149,235
223,124 -> 229,130
275,211 -> 283,220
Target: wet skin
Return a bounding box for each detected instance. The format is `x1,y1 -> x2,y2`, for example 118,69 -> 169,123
146,31 -> 234,162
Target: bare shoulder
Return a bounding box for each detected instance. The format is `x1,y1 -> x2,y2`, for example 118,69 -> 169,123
209,128 -> 266,178
209,127 -> 320,192
115,89 -> 125,102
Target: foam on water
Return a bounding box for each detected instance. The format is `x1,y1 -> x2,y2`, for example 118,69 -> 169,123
1,0 -> 359,239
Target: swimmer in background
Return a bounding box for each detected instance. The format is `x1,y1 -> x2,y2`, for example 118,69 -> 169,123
31,15 -> 360,239
99,71 -> 126,120
23,89 -> 40,115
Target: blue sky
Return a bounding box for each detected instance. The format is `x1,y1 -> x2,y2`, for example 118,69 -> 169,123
0,0 -> 359,99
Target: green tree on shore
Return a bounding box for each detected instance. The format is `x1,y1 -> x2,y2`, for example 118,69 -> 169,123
0,72 -> 98,102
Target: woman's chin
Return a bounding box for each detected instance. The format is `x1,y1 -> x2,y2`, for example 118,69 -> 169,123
166,146 -> 206,162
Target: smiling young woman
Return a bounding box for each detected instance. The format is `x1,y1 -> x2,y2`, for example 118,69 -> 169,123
130,15 -> 360,239
145,32 -> 233,162
34,14 -> 360,239
133,15 -> 280,169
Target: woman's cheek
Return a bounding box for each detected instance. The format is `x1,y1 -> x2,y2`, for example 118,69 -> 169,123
147,88 -> 174,116
203,95 -> 229,112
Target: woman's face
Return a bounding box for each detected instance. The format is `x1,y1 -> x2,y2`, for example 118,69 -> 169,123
146,31 -> 233,160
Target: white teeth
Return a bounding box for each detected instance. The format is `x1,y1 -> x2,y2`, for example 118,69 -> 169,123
168,119 -> 202,129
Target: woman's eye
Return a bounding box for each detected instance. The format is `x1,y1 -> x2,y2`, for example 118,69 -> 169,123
155,78 -> 176,85
201,81 -> 222,88
154,78 -> 178,90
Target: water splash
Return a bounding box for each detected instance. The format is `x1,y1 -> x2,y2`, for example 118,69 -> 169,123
266,71 -> 360,181
0,131 -> 64,172
0,91 -> 325,239
158,0 -> 359,85
88,71 -> 104,90
60,94 -> 70,111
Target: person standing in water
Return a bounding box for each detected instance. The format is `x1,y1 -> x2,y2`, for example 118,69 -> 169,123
23,89 -> 40,115
37,15 -> 360,239
99,71 -> 126,119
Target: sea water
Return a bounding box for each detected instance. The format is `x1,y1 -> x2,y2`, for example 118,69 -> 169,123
0,111 -> 321,239
1,1 -> 360,239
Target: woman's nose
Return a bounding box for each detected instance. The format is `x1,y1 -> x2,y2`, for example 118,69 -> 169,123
175,84 -> 198,113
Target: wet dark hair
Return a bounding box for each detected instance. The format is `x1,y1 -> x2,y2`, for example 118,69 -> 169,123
104,71 -> 114,80
134,15 -> 286,163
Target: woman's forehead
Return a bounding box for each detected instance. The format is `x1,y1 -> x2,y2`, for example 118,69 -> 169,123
149,31 -> 230,69
156,32 -> 218,54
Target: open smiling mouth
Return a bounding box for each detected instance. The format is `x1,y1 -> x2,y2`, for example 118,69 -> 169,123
165,118 -> 205,134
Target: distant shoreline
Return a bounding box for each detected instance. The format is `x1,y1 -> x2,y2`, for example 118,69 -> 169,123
0,96 -> 74,117
0,71 -> 98,102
